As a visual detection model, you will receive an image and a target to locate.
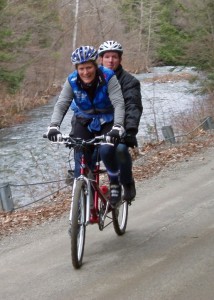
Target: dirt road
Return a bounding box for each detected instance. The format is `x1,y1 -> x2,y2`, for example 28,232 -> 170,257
1,145 -> 214,300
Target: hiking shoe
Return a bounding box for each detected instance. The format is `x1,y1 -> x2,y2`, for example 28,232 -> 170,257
110,184 -> 121,207
123,180 -> 136,203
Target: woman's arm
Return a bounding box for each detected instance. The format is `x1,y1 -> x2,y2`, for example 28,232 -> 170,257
50,79 -> 74,127
107,75 -> 125,126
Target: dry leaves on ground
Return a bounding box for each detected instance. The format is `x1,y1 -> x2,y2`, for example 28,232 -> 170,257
0,193 -> 70,237
133,137 -> 213,180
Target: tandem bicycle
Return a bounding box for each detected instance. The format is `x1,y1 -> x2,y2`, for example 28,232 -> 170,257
45,134 -> 129,269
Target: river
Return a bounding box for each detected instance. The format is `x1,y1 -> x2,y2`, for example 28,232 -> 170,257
0,66 -> 202,207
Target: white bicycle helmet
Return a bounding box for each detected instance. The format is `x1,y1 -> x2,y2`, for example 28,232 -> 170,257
98,40 -> 123,56
71,46 -> 98,65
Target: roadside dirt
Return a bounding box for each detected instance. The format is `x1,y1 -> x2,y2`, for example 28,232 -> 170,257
1,131 -> 214,238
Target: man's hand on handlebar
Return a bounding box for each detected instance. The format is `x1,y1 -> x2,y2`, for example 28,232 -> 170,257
123,129 -> 138,148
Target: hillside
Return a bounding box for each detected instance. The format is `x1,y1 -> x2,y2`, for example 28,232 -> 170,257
1,0 -> 214,128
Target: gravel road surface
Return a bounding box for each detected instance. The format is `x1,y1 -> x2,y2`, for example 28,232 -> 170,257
1,146 -> 214,300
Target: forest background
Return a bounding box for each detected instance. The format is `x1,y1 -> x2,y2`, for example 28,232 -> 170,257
0,0 -> 214,129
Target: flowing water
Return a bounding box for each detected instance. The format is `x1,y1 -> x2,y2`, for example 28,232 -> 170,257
0,66 -> 202,206
135,66 -> 202,141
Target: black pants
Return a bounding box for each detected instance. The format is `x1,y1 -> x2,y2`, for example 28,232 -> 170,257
72,118 -> 119,183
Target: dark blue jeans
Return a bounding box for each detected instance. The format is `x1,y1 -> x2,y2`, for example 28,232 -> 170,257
74,143 -> 133,186
74,144 -> 119,183
73,118 -> 119,183
116,143 -> 133,185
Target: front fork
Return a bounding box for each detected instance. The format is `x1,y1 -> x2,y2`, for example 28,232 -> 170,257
69,176 -> 110,227
69,176 -> 92,225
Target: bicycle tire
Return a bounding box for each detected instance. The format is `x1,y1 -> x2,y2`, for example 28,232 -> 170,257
71,180 -> 87,269
112,200 -> 128,235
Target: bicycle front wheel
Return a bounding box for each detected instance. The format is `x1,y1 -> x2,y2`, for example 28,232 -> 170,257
71,180 -> 87,269
112,200 -> 128,235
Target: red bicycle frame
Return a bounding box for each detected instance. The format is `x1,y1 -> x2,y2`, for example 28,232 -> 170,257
79,151 -> 109,224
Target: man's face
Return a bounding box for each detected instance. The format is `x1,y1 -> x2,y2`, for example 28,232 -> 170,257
100,51 -> 122,71
77,62 -> 96,84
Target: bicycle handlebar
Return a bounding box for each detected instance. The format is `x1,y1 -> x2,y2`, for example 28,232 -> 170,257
43,134 -> 113,147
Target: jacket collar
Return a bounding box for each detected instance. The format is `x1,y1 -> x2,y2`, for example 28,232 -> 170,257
115,64 -> 123,78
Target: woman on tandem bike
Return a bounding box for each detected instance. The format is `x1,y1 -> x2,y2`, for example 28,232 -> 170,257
46,45 -> 133,268
47,45 -> 125,207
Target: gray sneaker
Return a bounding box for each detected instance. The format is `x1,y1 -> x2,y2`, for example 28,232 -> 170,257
110,184 -> 121,207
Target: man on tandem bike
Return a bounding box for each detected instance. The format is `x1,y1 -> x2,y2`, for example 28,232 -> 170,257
98,40 -> 143,203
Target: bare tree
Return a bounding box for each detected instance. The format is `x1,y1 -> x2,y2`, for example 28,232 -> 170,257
73,0 -> 79,51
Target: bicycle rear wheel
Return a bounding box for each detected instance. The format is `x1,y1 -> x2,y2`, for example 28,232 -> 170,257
71,180 -> 87,269
112,200 -> 128,235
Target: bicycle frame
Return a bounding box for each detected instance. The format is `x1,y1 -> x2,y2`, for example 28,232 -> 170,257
69,146 -> 110,227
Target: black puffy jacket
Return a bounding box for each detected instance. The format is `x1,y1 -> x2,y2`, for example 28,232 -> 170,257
115,65 -> 143,135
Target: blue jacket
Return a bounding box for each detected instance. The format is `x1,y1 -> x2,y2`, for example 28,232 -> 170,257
68,66 -> 115,131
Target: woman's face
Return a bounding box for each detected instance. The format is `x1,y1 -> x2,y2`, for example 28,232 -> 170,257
77,62 -> 96,84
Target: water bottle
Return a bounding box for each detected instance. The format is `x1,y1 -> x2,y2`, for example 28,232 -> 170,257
100,185 -> 109,195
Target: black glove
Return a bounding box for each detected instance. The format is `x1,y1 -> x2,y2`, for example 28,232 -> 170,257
124,133 -> 138,148
106,124 -> 125,144
47,126 -> 62,142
